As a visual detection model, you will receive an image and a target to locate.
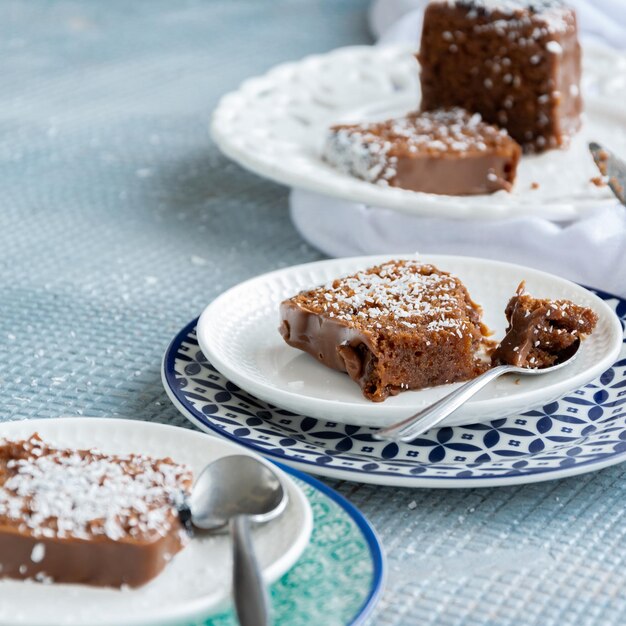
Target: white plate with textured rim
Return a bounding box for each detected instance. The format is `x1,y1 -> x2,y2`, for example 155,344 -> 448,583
0,418 -> 312,626
196,255 -> 623,428
210,43 -> 626,220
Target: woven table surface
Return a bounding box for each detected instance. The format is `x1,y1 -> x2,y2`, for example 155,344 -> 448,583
1,1 -> 624,625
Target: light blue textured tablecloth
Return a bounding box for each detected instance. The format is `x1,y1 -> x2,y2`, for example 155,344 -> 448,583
0,2 -> 624,625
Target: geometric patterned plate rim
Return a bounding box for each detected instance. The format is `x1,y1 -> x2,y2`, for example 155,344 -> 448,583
162,287 -> 626,488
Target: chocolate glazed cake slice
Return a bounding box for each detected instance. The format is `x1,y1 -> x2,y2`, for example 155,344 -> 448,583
0,435 -> 192,588
323,107 -> 521,195
280,260 -> 492,402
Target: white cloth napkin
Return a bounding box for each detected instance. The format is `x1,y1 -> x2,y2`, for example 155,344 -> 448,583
290,0 -> 626,297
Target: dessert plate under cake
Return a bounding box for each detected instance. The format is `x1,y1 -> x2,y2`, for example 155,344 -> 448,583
0,418 -> 312,626
210,43 -> 626,219
196,255 -> 622,428
163,306 -> 626,487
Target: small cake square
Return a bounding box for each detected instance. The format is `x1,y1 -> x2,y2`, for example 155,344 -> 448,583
491,282 -> 598,368
419,0 -> 582,152
279,259 -> 491,402
0,435 -> 192,588
323,107 -> 521,195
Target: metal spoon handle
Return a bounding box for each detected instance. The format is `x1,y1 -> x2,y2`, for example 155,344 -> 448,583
231,515 -> 270,626
374,365 -> 511,442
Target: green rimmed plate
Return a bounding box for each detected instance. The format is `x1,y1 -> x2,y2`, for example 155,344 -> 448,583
198,468 -> 384,626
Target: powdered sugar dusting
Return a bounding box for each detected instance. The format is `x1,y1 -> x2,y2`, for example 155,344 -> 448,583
0,436 -> 192,542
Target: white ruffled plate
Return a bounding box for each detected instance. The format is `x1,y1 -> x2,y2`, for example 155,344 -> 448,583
210,43 -> 626,220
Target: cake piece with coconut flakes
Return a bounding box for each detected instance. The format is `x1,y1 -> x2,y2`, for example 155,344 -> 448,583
323,107 -> 521,194
0,434 -> 192,588
280,259 -> 493,401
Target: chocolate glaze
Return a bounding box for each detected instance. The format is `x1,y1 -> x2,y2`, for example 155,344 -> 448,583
280,301 -> 377,387
0,526 -> 185,588
393,152 -> 516,194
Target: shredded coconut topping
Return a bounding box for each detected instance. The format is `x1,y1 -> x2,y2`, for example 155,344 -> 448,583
0,436 -> 192,542
453,0 -> 569,28
292,259 -> 481,336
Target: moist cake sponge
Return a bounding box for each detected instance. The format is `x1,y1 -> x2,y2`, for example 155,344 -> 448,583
492,282 -> 598,368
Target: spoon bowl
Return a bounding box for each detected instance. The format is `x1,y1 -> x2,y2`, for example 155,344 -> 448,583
189,454 -> 287,530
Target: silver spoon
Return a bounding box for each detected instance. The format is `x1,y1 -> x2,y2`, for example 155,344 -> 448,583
182,455 -> 288,626
373,341 -> 581,443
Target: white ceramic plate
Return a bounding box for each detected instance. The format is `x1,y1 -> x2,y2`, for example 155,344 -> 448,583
197,255 -> 622,428
0,418 -> 312,626
210,43 -> 626,220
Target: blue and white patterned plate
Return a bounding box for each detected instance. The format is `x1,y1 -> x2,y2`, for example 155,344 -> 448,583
162,288 -> 626,488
